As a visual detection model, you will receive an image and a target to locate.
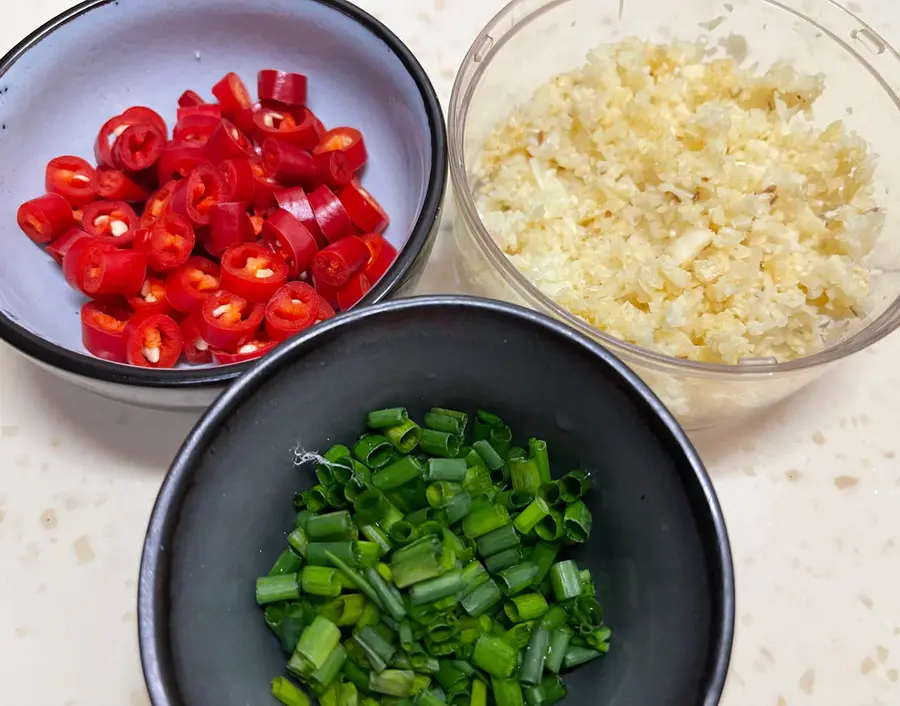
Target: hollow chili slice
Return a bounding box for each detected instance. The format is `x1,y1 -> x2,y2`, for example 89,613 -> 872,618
200,290 -> 265,350
124,313 -> 184,368
64,239 -> 115,291
169,165 -> 226,227
261,208 -> 319,278
95,113 -> 139,167
219,158 -> 256,204
312,275 -> 339,309
143,213 -> 196,272
177,104 -> 222,121
250,159 -> 279,209
339,181 -> 390,234
316,297 -> 336,323
113,123 -> 166,173
212,72 -> 252,116
46,228 -> 91,265
205,119 -> 256,163
128,276 -> 172,317
252,106 -> 321,149
165,255 -> 221,314
78,245 -> 147,298
178,90 -> 207,108
211,337 -> 278,365
310,235 -> 370,288
312,150 -> 353,190
261,138 -> 317,187
81,300 -> 132,363
180,313 -> 213,364
122,106 -> 169,141
92,167 -> 149,202
257,70 -> 307,107
233,101 -> 263,136
265,282 -> 319,342
314,128 -> 367,173
17,193 -> 74,244
82,200 -> 140,247
140,180 -> 179,229
219,242 -> 289,303
336,272 -> 372,311
45,156 -> 97,206
157,140 -> 209,183
275,186 -> 326,247
209,202 -> 255,256
308,185 -> 353,244
173,113 -> 221,144
360,233 -> 399,283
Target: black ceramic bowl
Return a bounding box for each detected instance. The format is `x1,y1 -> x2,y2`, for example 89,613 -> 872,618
0,0 -> 446,409
138,296 -> 735,706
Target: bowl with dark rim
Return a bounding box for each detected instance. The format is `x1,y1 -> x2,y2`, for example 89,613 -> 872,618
0,0 -> 447,409
138,295 -> 735,706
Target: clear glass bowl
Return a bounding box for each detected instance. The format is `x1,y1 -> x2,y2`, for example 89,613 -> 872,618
448,0 -> 900,429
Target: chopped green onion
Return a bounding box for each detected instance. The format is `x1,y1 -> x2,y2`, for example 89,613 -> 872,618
306,511 -> 354,541
462,499 -> 510,539
319,594 -> 366,626
417,690 -> 445,706
470,678 -> 488,706
524,674 -> 567,706
280,603 -> 309,654
409,569 -> 463,606
491,677 -> 524,706
440,491 -> 473,525
339,682 -> 359,706
549,560 -> 582,601
529,541 -> 560,586
419,429 -> 461,458
509,458 -> 541,495
424,457 -> 468,482
537,482 -> 563,508
364,567 -> 407,621
504,592 -> 549,623
424,411 -> 466,436
520,625 -> 550,686
426,481 -> 463,508
353,434 -> 395,469
473,634 -> 517,678
309,642 -> 347,690
506,621 -> 535,650
271,676 -> 310,706
360,524 -> 391,557
461,579 -> 503,618
472,440 -> 503,471
460,559 -> 489,593
354,625 -> 396,671
384,419 -> 423,453
496,489 -> 534,511
545,627 -> 573,673
269,549 -> 304,577
558,470 -> 591,502
475,524 -> 520,557
354,490 -> 395,526
485,547 -> 525,574
389,521 -> 417,546
293,616 -> 341,673
256,573 -> 300,605
430,407 -> 469,429
294,510 -> 314,530
370,670 -> 416,697
534,509 -> 564,542
563,501 -> 591,543
300,566 -> 341,597
462,464 -> 493,497
392,539 -> 444,588
527,439 -> 551,485
368,407 -> 410,429
306,541 -> 361,567
563,645 -> 603,669
497,562 -> 539,596
373,456 -> 425,490
301,486 -> 330,513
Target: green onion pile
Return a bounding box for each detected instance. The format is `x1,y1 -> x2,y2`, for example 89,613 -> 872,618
256,407 -> 611,706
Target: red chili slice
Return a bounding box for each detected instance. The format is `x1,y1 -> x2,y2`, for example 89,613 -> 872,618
265,282 -> 319,342
339,181 -> 390,234
233,101 -> 263,136
220,242 -> 289,302
261,138 -> 317,187
143,213 -> 196,272
82,200 -> 140,247
257,70 -> 308,107
308,185 -> 353,244
275,187 -> 326,247
360,233 -> 399,283
205,119 -> 256,163
45,156 -> 97,206
211,337 -> 278,365
63,238 -> 115,291
219,158 -> 256,204
81,300 -> 132,363
17,193 -> 74,244
312,274 -> 339,309
180,313 -> 213,364
314,128 -> 367,173
312,150 -> 353,189
79,244 -> 147,297
209,202 -> 255,256
169,165 -> 225,227
177,104 -> 222,121
122,106 -> 169,141
92,167 -> 149,202
200,290 -> 265,349
252,106 -> 321,149
157,140 -> 210,183
261,208 -> 318,278
173,113 -> 221,144
250,159 -> 279,209
128,276 -> 172,317
178,90 -> 207,108
316,297 -> 336,323
46,228 -> 91,265
94,114 -> 139,167
310,235 -> 370,288
212,72 -> 252,116
141,180 -> 179,229
124,313 -> 184,368
113,123 -> 166,173
336,272 -> 372,311
165,255 -> 221,314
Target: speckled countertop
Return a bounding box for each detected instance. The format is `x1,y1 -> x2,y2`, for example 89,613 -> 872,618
1,1 -> 899,705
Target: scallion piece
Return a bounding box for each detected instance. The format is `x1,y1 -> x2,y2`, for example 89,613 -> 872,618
339,682 -> 359,706
470,678 -> 488,706
409,569 -> 463,606
504,592 -> 549,623
524,674 -> 567,706
280,603 -> 309,654
549,560 -> 582,601
473,634 -> 517,678
514,498 -> 551,535
271,676 -> 310,706
424,457 -> 468,482
342,660 -> 370,692
306,541 -> 361,567
485,547 -> 525,574
475,523 -> 520,557
309,642 -> 347,690
472,440 -> 503,471
537,482 -> 564,508
368,407 -> 410,429
527,438 -> 551,485
360,524 -> 392,557
519,625 -> 550,686
426,481 -> 463,508
534,509 -> 564,542
419,429 -> 461,458
417,690 -> 446,706
460,559 -> 489,593
293,615 -> 341,673
256,573 -> 301,605
562,645 -> 603,669
354,625 -> 397,671
364,567 -> 407,621
300,566 -> 341,597
384,419 -> 423,453
389,521 -> 416,546
370,670 -> 416,697
558,470 -> 592,502
373,455 -> 425,490
353,434 -> 395,469
563,500 -> 592,543
424,411 -> 466,436
509,457 -> 542,494
301,486 -> 330,513
441,490 -> 473,525
269,548 -> 304,577
306,511 -> 355,541
319,594 -> 366,627
461,579 -> 502,618
496,489 -> 534,511
462,499 -> 510,539
488,424 -> 513,458
497,562 -> 539,596
545,627 -> 573,674
506,621 -> 535,650
392,541 -> 444,588
529,541 -> 560,586
462,463 -> 493,497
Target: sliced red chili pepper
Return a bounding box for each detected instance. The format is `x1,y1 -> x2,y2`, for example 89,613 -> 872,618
257,70 -> 307,107
312,150 -> 353,189
211,337 -> 278,365
252,105 -> 321,149
81,300 -> 132,363
92,167 -> 149,202
205,119 -> 256,163
17,193 -> 74,244
308,185 -> 353,244
250,159 -> 279,209
310,235 -> 369,288
113,124 -> 166,173
140,180 -> 179,229
249,209 -> 268,238
143,212 -> 196,272
233,101 -> 263,136
46,227 -> 91,265
173,113 -> 221,144
212,72 -> 252,116
169,165 -> 226,227
220,242 -> 289,302
314,128 -> 367,173
122,106 -> 169,141
128,275 -> 172,317
336,272 -> 372,311
165,255 -> 221,314
82,200 -> 140,247
180,313 -> 213,364
209,202 -> 255,256
262,208 -> 319,278
124,313 -> 184,368
218,158 -> 256,204
312,275 -> 339,309
95,113 -> 139,167
64,238 -> 115,291
275,186 -> 326,247
316,296 -> 336,323
360,233 -> 399,283
265,281 -> 319,342
45,156 -> 97,207
200,290 -> 265,349
339,181 -> 390,234
78,244 -> 147,298
261,138 -> 317,187
178,90 -> 207,108
157,140 -> 210,183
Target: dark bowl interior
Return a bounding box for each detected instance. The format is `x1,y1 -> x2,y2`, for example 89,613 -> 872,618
139,296 -> 734,706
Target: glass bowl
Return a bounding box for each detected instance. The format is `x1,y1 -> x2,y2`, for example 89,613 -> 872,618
448,0 -> 900,429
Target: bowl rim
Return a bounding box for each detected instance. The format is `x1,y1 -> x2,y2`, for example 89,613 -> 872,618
448,0 -> 900,379
0,0 -> 448,389
137,294 -> 736,706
